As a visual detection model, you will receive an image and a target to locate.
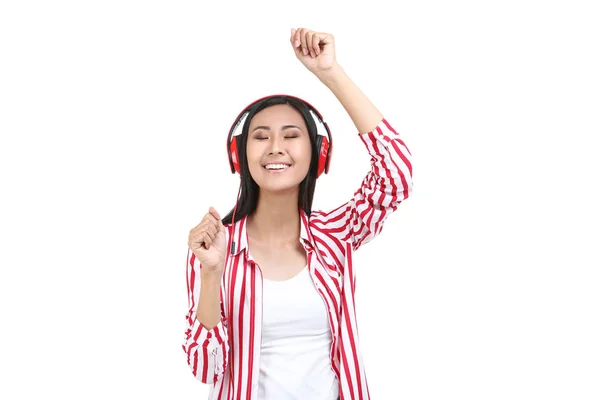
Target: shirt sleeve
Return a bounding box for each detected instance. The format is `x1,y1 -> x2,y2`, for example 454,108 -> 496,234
311,118 -> 413,251
182,247 -> 229,384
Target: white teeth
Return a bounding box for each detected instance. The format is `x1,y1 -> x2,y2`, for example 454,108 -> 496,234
264,163 -> 290,170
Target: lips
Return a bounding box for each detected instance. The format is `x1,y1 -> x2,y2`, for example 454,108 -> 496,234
263,163 -> 291,171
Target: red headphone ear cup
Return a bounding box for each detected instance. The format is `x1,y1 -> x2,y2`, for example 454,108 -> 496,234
316,135 -> 329,178
229,136 -> 240,174
324,138 -> 331,174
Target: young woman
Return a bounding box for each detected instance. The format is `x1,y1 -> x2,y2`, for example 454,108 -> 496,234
183,27 -> 413,400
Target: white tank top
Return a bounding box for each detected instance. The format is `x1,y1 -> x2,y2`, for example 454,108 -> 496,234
258,265 -> 339,400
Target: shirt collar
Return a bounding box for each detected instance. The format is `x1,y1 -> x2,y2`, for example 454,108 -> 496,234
230,208 -> 312,256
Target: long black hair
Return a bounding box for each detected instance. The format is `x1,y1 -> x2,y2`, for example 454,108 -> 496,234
221,95 -> 320,225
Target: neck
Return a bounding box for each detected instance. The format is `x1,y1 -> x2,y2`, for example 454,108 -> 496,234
247,190 -> 300,246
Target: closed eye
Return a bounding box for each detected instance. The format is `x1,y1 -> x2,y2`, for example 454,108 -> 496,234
253,135 -> 298,140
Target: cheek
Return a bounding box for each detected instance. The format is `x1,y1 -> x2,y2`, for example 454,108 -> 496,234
301,141 -> 313,165
245,144 -> 262,175
246,142 -> 262,164
291,141 -> 313,174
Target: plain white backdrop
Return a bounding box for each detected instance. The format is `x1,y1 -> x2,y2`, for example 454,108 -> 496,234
1,0 -> 599,399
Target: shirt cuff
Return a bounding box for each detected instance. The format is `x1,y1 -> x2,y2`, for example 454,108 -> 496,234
359,118 -> 401,142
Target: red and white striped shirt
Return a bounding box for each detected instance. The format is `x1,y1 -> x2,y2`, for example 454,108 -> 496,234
183,118 -> 413,400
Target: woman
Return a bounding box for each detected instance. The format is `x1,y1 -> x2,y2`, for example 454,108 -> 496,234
183,27 -> 413,400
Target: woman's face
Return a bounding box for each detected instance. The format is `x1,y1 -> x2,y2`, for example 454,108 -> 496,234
246,104 -> 312,194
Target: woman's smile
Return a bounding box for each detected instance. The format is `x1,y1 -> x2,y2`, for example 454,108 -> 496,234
263,163 -> 292,173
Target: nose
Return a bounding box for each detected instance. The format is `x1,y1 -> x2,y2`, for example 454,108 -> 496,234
268,135 -> 284,155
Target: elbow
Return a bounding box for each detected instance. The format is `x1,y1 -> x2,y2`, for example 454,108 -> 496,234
380,174 -> 413,205
394,165 -> 413,202
403,177 -> 414,199
182,342 -> 228,384
192,369 -> 215,384
191,359 -> 228,384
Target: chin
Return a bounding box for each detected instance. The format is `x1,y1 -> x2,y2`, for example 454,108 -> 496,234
257,180 -> 302,194
255,177 -> 308,194
250,165 -> 309,193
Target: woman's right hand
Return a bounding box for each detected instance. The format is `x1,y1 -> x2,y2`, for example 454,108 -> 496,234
188,206 -> 227,274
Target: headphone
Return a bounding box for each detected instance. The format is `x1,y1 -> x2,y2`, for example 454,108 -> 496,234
226,94 -> 332,178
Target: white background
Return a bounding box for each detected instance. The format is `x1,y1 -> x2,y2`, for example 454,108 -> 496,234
1,0 -> 599,399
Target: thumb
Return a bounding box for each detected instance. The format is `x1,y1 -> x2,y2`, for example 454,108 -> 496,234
209,206 -> 224,230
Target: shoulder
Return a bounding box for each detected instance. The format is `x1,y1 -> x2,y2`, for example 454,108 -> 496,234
306,208 -> 352,253
307,204 -> 352,232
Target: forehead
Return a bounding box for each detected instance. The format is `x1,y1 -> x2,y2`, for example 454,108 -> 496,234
249,104 -> 307,129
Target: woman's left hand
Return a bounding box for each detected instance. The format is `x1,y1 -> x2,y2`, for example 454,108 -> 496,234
290,27 -> 338,78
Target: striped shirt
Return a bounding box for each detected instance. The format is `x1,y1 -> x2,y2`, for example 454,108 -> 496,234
182,117 -> 413,400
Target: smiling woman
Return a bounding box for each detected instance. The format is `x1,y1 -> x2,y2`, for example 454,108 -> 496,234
183,27 -> 413,400
220,94 -> 331,233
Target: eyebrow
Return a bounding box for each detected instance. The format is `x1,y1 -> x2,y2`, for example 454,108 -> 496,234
251,125 -> 302,132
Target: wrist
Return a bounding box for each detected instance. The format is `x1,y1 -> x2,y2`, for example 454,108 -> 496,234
201,268 -> 223,282
316,63 -> 347,87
